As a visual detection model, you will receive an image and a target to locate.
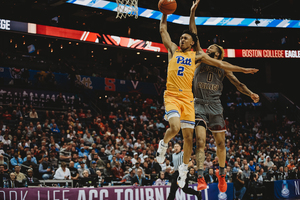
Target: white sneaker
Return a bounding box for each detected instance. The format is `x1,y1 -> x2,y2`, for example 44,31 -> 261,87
156,140 -> 167,164
177,164 -> 188,188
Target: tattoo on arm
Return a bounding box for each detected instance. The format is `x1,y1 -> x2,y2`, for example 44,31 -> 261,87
196,149 -> 205,170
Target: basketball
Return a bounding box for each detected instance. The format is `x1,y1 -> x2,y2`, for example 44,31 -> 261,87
158,0 -> 177,15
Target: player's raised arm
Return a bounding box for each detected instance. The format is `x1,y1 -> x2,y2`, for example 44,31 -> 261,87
225,70 -> 260,103
160,14 -> 177,55
196,53 -> 259,74
189,0 -> 202,52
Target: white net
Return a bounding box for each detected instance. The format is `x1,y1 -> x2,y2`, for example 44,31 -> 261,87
116,0 -> 138,19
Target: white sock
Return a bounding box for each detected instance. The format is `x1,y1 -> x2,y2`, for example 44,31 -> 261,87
162,140 -> 168,147
183,163 -> 188,169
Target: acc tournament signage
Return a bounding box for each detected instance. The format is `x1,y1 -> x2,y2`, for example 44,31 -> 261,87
0,183 -> 233,200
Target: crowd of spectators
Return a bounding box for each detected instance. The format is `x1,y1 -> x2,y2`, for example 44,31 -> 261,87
0,89 -> 300,199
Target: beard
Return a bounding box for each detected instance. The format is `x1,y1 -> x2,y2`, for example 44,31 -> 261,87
208,52 -> 216,58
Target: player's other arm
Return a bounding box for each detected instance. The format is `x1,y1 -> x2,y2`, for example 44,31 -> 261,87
160,14 -> 178,56
189,0 -> 202,52
225,70 -> 260,103
196,53 -> 259,74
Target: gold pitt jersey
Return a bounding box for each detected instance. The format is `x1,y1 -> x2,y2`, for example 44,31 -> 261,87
166,50 -> 196,92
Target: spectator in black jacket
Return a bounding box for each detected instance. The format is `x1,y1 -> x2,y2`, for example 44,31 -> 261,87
7,173 -> 21,188
22,169 -> 40,186
79,169 -> 95,187
132,168 -> 147,186
204,168 -> 218,184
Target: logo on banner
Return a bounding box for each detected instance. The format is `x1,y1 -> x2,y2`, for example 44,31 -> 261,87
218,192 -> 227,200
281,180 -> 290,198
131,80 -> 139,89
76,75 -> 93,89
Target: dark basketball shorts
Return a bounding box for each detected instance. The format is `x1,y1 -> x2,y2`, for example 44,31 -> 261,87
194,98 -> 226,132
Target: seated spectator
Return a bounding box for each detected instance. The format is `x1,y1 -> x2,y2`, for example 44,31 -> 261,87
233,170 -> 246,200
243,165 -> 251,180
78,161 -> 89,178
10,153 -> 23,168
0,164 -> 9,188
79,169 -> 95,187
204,168 -> 218,184
22,155 -> 38,173
95,170 -> 104,186
89,160 -> 99,175
69,161 -> 79,181
0,154 -> 8,170
22,169 -> 40,186
287,160 -> 296,171
132,168 -> 147,186
53,162 -> 71,180
14,165 -> 26,183
39,155 -> 54,180
7,172 -> 21,188
188,167 -> 197,183
204,156 -> 213,169
264,156 -> 274,170
154,171 -> 167,186
29,109 -> 38,118
51,124 -> 61,134
122,168 -> 136,182
49,152 -> 58,169
112,161 -> 124,180
83,132 -> 94,146
23,150 -> 37,165
248,160 -> 256,172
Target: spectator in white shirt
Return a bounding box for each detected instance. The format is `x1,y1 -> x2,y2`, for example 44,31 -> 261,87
54,162 -> 71,180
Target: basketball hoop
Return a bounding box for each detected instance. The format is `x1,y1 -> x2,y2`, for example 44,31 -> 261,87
116,0 -> 138,19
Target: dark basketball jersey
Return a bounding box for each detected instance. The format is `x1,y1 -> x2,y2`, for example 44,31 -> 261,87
193,63 -> 225,100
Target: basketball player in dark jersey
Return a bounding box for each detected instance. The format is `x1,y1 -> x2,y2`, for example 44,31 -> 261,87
189,0 -> 260,193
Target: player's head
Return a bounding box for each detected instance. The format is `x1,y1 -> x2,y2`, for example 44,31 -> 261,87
206,44 -> 224,60
179,30 -> 198,51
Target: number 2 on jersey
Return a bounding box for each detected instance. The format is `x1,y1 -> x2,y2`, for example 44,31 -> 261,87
177,66 -> 185,76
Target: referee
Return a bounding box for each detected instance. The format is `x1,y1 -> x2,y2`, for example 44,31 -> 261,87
167,143 -> 202,200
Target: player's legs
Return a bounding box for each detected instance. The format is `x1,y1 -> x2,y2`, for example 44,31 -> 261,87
157,92 -> 182,164
212,130 -> 227,193
212,131 -> 226,169
157,116 -> 181,164
177,126 -> 193,188
195,120 -> 207,191
164,116 -> 181,144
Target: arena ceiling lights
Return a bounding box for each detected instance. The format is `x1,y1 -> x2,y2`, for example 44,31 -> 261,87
1,18 -> 300,58
67,0 -> 300,28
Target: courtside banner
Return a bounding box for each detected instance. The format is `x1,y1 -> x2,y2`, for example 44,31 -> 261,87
0,183 -> 234,200
1,18 -> 300,58
274,179 -> 300,199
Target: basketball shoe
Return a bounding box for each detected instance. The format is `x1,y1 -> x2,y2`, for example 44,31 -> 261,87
215,169 -> 227,193
197,175 -> 207,191
156,140 -> 167,164
177,163 -> 188,188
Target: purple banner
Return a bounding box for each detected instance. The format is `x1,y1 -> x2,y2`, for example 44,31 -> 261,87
0,185 -> 200,200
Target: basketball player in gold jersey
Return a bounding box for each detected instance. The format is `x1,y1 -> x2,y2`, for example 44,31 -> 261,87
156,10 -> 259,188
189,0 -> 260,193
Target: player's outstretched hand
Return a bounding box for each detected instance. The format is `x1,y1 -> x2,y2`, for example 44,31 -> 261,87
191,0 -> 200,13
243,68 -> 259,74
251,93 -> 260,103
